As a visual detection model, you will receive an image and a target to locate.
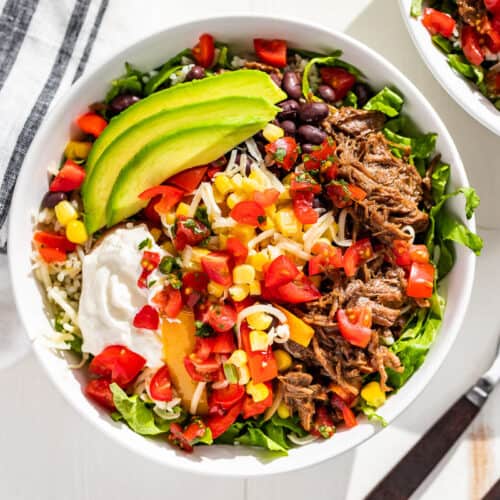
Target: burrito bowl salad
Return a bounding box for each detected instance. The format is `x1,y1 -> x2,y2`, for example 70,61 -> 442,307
32,34 -> 483,455
411,0 -> 500,108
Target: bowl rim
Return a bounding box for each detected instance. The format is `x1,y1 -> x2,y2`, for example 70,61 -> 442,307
8,12 -> 476,477
399,0 -> 500,136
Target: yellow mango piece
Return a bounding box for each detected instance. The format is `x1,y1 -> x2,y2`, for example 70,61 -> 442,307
162,309 -> 207,414
276,305 -> 315,347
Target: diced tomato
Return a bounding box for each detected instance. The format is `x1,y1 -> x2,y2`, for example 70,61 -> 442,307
201,252 -> 232,286
311,406 -> 335,439
168,166 -> 208,193
492,13 -> 500,34
327,182 -> 366,209
264,255 -> 300,288
331,393 -> 358,428
33,230 -> 76,252
265,137 -> 299,171
85,378 -> 115,410
303,137 -> 337,171
253,188 -> 280,208
242,382 -> 273,419
485,0 -> 500,14
168,422 -> 194,453
407,262 -> 434,298
290,173 -> 321,194
319,67 -> 356,100
230,200 -> 265,227
38,246 -> 67,263
137,250 -> 161,288
89,345 -> 146,388
49,160 -> 86,192
329,384 -> 357,406
292,191 -> 318,224
184,355 -> 222,382
486,27 -> 500,53
253,38 -> 287,68
206,400 -> 244,439
133,305 -> 160,330
143,196 -> 162,223
241,323 -> 278,383
182,419 -> 207,443
273,273 -> 321,304
231,296 -> 255,314
207,303 -> 237,333
212,331 -> 236,353
409,244 -> 430,264
392,239 -> 411,266
149,365 -> 173,402
152,287 -> 183,319
138,185 -> 184,215
461,25 -> 484,66
308,244 -> 343,276
343,239 -> 373,277
421,8 -> 456,38
210,384 -> 245,411
182,271 -> 209,293
192,33 -> 215,68
226,237 -> 248,266
194,337 -> 215,361
337,307 -> 372,348
76,112 -> 107,137
174,216 -> 211,251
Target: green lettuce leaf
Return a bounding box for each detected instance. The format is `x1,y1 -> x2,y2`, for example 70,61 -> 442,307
447,54 -> 485,85
110,383 -> 171,435
301,53 -> 341,97
344,90 -> 358,108
363,87 -> 404,117
105,63 -> 145,103
432,34 -> 453,54
144,48 -> 192,95
383,128 -> 437,160
194,427 -> 213,446
236,428 -> 288,455
357,399 -> 388,427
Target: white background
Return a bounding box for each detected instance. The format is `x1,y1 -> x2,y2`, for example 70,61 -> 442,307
1,1 -> 500,499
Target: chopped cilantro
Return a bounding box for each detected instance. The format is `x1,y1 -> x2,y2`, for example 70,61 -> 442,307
147,280 -> 157,288
138,238 -> 152,250
274,147 -> 287,162
195,206 -> 211,228
195,320 -> 214,338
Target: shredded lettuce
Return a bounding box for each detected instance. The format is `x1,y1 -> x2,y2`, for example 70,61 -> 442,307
363,87 -> 404,117
215,414 -> 308,455
110,383 -> 173,435
432,34 -> 453,54
447,54 -> 485,85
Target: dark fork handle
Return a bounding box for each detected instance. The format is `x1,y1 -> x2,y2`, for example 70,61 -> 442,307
365,395 -> 479,500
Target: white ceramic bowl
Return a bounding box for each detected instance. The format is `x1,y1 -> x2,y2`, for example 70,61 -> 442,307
400,0 -> 500,136
8,14 -> 476,476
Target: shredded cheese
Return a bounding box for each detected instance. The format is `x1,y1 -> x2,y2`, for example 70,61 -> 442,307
256,162 -> 285,193
245,138 -> 263,163
187,185 -> 204,217
248,229 -> 276,250
200,182 -> 221,219
212,217 -> 237,230
47,287 -> 78,323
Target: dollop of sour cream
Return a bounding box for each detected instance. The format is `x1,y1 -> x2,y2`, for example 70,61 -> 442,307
79,225 -> 166,367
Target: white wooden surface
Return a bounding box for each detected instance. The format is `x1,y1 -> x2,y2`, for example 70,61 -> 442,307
1,1 -> 500,499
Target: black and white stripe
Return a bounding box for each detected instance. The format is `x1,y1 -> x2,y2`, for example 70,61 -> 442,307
0,0 -> 109,252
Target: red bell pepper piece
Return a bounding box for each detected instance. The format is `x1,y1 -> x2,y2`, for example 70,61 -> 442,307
253,38 -> 287,68
242,382 -> 273,419
133,305 -> 159,330
241,323 -> 278,383
192,33 -> 215,68
49,160 -> 85,192
33,230 -> 76,252
138,185 -> 184,215
76,112 -> 107,137
206,400 -> 244,439
168,166 -> 208,193
331,393 -> 358,428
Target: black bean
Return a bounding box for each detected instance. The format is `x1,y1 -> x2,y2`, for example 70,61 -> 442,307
277,99 -> 299,121
41,191 -> 67,209
318,84 -> 336,103
109,94 -> 140,114
270,72 -> 282,88
301,143 -> 315,154
185,65 -> 206,82
352,82 -> 372,107
280,120 -> 296,136
298,102 -> 329,123
235,152 -> 252,175
297,125 -> 326,145
282,71 -> 302,99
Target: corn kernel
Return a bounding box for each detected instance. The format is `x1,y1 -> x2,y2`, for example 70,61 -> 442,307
163,211 -> 176,225
249,330 -> 269,351
247,312 -> 273,331
229,284 -> 249,302
249,280 -> 262,296
150,228 -> 162,242
241,177 -> 260,194
249,168 -> 269,188
260,216 -> 275,231
161,241 -> 175,254
265,204 -> 277,218
228,349 -> 248,367
274,207 -> 301,237
238,365 -> 250,385
226,192 -> 245,209
247,252 -> 269,272
54,201 -> 78,226
65,219 -> 88,244
213,186 -> 225,204
214,174 -> 233,196
277,402 -> 291,419
361,381 -> 386,408
191,247 -> 210,263
64,140 -> 92,160
175,202 -> 190,217
274,349 -> 292,372
218,234 -> 228,249
263,123 -> 284,142
233,264 -> 256,285
246,380 -> 270,402
207,280 -> 225,298
232,225 -> 256,244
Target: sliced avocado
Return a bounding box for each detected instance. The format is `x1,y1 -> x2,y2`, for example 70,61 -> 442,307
107,122 -> 265,227
85,70 -> 285,179
83,96 -> 278,233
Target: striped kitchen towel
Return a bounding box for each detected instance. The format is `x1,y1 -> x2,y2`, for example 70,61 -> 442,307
0,0 -> 109,252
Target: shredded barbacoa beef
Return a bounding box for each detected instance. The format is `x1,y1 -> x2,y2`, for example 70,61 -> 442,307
327,107 -> 386,137
457,0 -> 490,33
